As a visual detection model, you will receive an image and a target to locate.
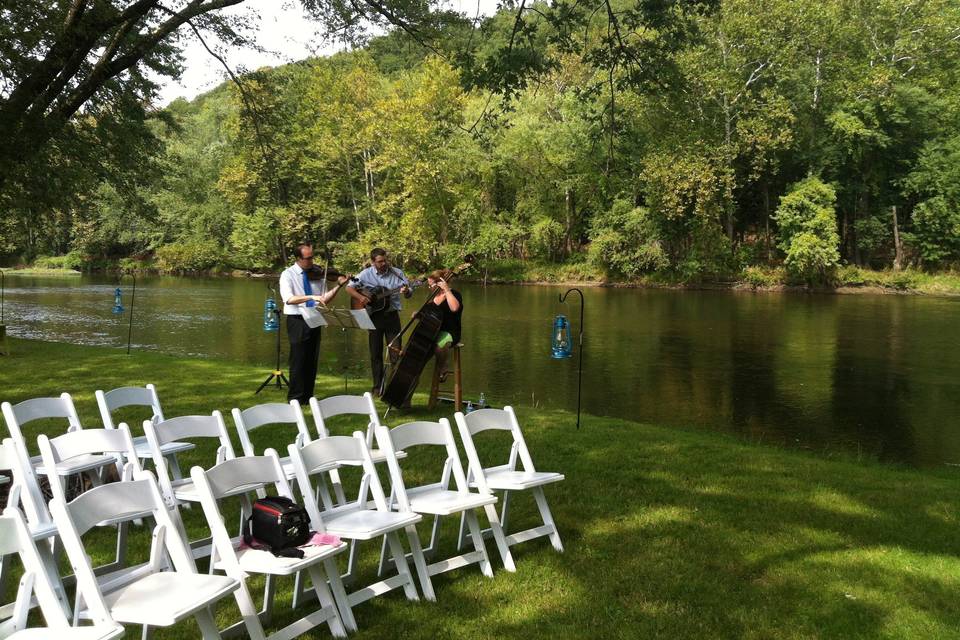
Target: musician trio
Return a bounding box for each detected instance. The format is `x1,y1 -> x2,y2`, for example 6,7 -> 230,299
280,244 -> 464,409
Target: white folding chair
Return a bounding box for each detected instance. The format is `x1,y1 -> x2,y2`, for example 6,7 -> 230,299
95,384 -> 195,481
287,433 -> 431,611
454,407 -> 564,566
2,394 -> 118,488
232,401 -> 312,481
49,472 -> 243,639
0,510 -> 123,639
374,419 -> 505,586
37,426 -> 144,573
191,451 -> 352,638
0,438 -> 67,619
142,412 -> 236,558
309,393 -> 406,506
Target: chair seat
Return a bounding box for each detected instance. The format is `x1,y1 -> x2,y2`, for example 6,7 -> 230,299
33,453 -> 116,477
324,509 -> 421,540
131,436 -> 195,459
406,487 -> 496,516
368,448 -> 406,465
10,627 -> 124,640
103,572 -> 238,627
473,470 -> 565,491
215,540 -> 348,576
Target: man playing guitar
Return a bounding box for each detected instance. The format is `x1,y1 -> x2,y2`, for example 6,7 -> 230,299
345,247 -> 413,397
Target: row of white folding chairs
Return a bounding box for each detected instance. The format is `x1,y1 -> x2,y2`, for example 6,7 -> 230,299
1,387 -> 563,637
2,412 -> 559,638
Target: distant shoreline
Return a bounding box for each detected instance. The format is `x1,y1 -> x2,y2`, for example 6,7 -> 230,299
4,265 -> 959,298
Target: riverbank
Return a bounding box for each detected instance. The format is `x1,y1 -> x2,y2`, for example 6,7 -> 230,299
2,337 -> 959,638
7,261 -> 960,297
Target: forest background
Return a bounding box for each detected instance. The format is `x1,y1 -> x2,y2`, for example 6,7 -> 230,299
3,0 -> 960,288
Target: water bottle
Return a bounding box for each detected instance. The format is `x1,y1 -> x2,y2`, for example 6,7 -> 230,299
478,392 -> 487,409
465,400 -> 474,414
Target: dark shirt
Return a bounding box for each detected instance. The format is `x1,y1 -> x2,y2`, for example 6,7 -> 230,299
430,290 -> 463,344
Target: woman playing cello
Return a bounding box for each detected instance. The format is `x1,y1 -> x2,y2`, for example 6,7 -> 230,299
423,269 -> 463,382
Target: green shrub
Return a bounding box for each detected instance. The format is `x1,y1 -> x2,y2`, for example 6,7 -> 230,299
527,217 -> 565,261
774,177 -> 840,285
741,266 -> 782,288
154,240 -> 222,273
33,251 -> 84,271
837,265 -> 868,286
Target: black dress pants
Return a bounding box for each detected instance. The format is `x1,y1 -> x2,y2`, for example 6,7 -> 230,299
287,314 -> 321,405
369,310 -> 401,392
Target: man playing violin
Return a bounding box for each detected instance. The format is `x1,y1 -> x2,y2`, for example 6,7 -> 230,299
345,247 -> 412,397
279,242 -> 350,404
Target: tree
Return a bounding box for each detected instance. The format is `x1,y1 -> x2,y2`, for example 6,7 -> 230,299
773,176 -> 840,284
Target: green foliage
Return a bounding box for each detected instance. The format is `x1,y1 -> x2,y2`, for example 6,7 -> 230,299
154,240 -> 223,273
774,177 -> 840,284
229,208 -> 280,271
901,136 -> 960,267
527,217 -> 565,261
588,200 -> 669,277
32,252 -> 84,271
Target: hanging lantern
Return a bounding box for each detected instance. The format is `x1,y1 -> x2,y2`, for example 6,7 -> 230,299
112,287 -> 124,314
551,314 -> 572,359
263,296 -> 279,332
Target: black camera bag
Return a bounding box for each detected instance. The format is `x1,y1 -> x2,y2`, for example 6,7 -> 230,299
244,496 -> 311,557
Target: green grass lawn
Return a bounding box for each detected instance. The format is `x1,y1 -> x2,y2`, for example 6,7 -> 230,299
2,337 -> 960,639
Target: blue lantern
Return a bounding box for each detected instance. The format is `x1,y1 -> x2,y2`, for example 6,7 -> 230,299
112,287 -> 124,314
551,314 -> 572,359
263,297 -> 279,332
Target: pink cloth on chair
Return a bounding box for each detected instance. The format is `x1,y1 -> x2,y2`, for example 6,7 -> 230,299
237,532 -> 340,552
307,532 -> 341,547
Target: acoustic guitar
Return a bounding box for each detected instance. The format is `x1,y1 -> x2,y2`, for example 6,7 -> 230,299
351,279 -> 424,314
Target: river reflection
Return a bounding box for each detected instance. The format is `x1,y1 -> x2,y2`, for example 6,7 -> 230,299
2,273 -> 959,467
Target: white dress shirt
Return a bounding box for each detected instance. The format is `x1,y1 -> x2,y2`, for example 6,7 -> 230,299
279,263 -> 329,316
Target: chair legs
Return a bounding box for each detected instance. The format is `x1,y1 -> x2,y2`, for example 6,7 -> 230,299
458,487 -> 562,566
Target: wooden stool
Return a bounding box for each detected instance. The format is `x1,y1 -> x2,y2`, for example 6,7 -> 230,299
428,342 -> 462,410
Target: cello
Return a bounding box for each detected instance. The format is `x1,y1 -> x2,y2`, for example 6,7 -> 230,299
380,257 -> 474,408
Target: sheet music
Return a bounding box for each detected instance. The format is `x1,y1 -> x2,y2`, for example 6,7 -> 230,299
313,308 -> 375,331
301,304 -> 327,328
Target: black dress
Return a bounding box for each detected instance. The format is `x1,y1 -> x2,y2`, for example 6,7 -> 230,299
430,290 -> 463,344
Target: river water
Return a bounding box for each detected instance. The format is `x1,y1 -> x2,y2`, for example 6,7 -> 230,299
2,273 -> 959,467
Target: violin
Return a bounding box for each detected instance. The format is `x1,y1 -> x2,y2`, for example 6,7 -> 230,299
305,265 -> 353,283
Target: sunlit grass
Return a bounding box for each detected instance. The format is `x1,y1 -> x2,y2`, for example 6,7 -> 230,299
2,337 -> 960,638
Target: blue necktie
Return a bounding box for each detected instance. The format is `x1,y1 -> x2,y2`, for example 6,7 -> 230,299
302,270 -> 315,307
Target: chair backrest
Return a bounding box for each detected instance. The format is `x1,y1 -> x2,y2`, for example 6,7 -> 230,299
37,426 -> 141,506
95,384 -> 164,429
309,393 -> 380,445
376,419 -> 470,495
195,451 -> 290,501
142,412 -> 235,504
232,400 -> 311,457
0,438 -> 50,529
288,432 -> 390,519
50,473 -> 198,574
2,393 -> 83,456
454,406 -> 537,494
0,511 -> 76,635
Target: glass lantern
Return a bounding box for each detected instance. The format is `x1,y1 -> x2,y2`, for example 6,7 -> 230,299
112,287 -> 124,314
551,314 -> 572,359
263,297 -> 279,332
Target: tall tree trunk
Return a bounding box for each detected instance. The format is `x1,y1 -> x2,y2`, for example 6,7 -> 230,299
564,187 -> 576,256
892,205 -> 903,271
763,182 -> 772,262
